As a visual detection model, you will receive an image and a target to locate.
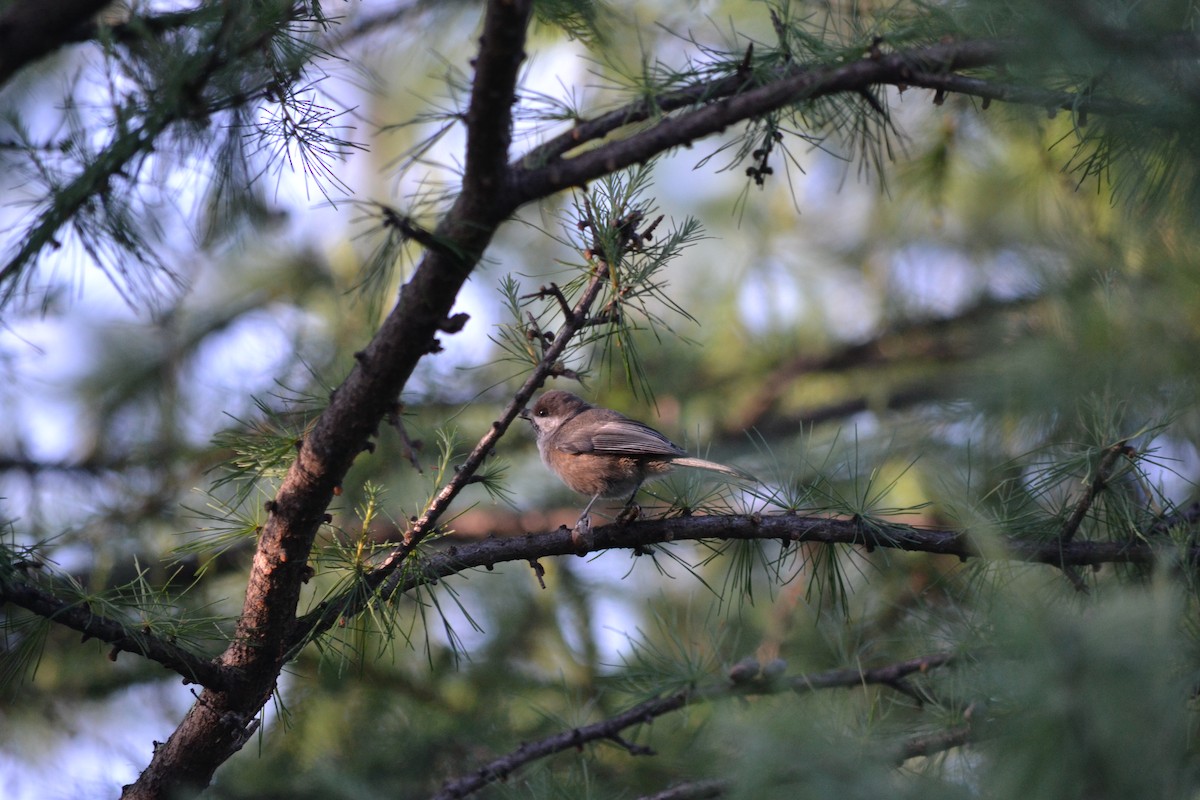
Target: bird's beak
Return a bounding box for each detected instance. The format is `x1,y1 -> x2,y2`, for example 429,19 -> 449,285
519,407 -> 531,421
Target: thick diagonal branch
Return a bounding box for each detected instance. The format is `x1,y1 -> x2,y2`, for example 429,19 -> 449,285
121,2 -> 535,798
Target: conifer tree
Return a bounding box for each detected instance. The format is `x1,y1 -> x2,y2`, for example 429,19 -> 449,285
2,2 -> 1200,798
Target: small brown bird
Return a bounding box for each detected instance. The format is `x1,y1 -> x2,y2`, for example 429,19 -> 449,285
523,390 -> 751,524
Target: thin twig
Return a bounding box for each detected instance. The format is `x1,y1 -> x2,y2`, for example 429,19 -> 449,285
385,404 -> 424,473
633,724 -> 974,800
288,260 -> 613,650
521,282 -> 575,321
1056,440 -> 1130,592
1060,441 -> 1130,544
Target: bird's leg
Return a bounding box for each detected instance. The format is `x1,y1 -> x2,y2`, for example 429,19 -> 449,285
617,479 -> 645,524
574,493 -> 601,534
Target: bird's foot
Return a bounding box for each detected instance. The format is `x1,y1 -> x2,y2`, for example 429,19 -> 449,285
570,520 -> 592,556
617,503 -> 642,524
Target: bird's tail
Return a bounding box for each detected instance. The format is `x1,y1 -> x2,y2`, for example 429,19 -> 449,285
672,457 -> 757,483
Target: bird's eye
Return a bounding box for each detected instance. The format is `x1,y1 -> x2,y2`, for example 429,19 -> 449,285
536,409 -> 548,417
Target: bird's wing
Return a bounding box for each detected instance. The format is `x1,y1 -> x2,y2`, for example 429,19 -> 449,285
557,417 -> 686,458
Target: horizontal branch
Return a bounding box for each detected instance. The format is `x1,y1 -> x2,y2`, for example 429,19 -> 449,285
432,652 -> 957,800
513,38 -> 1018,171
388,514 -> 1186,599
0,575 -> 233,691
895,724 -> 974,763
628,720 -> 975,800
0,455 -> 128,475
899,69 -> 1150,119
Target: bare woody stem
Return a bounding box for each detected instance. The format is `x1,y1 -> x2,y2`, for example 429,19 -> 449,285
624,720 -> 974,800
509,38 -> 1013,203
507,34 -> 1200,206
0,576 -> 233,690
1055,440 -> 1132,592
121,2 -> 536,797
289,202 -> 665,650
7,500 -> 1183,695
1060,441 -> 1131,544
385,514 -> 1194,600
432,653 -> 958,800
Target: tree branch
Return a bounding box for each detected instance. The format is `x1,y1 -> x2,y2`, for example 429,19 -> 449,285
432,653 -> 957,800
628,719 -> 975,800
121,2 -> 536,797
898,69 -> 1151,119
385,514 -> 1193,601
508,38 -> 1012,203
893,724 -> 975,763
286,262 -> 612,652
61,7 -> 209,48
625,720 -> 974,800
1052,441 -> 1132,592
0,455 -> 130,475
508,32 -> 1200,205
727,294 -> 1041,432
1060,442 -> 1130,544
0,575 -> 234,691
